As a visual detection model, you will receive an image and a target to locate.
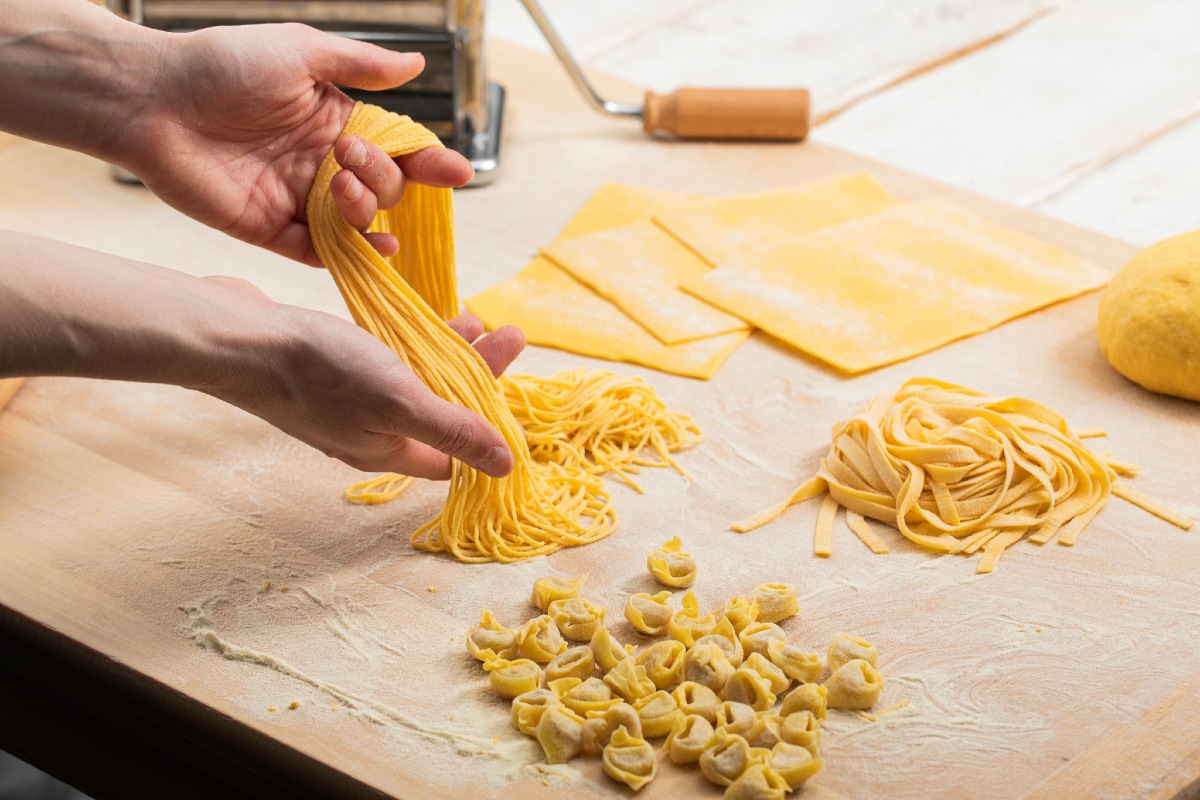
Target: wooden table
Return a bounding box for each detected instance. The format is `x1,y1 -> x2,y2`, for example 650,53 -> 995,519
2,27 -> 1199,800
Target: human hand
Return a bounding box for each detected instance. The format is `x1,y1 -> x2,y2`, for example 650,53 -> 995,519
200,277 -> 525,478
114,23 -> 473,266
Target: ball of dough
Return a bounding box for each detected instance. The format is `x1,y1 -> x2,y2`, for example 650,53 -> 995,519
1097,231 -> 1200,402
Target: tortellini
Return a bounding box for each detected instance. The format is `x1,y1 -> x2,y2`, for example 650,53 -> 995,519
725,763 -> 792,800
647,535 -> 698,587
466,609 -> 518,662
470,575 -> 897,795
590,626 -> 633,673
699,732 -> 766,787
511,688 -> 560,736
780,683 -> 827,721
751,583 -> 800,624
826,632 -> 878,673
602,726 -> 657,791
536,703 -> 586,764
582,703 -> 643,754
632,690 -> 682,738
669,591 -> 718,647
531,574 -> 587,612
518,614 -> 567,662
666,713 -> 715,764
634,639 -> 686,690
624,591 -> 674,636
484,658 -> 543,700
545,645 -> 595,683
824,658 -> 884,710
548,596 -> 606,642
681,638 -> 735,694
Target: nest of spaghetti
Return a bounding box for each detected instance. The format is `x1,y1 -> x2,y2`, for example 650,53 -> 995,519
736,378 -> 1191,573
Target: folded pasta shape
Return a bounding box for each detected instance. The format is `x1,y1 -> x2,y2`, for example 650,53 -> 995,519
769,742 -> 823,791
717,595 -> 760,633
532,574 -> 587,612
681,639 -> 735,694
484,658 -> 543,699
739,622 -> 787,658
699,732 -> 766,787
536,704 -> 586,764
518,614 -> 568,662
672,681 -> 723,724
635,639 -> 687,690
466,609 -> 518,662
625,591 -> 675,636
724,763 -> 793,800
632,690 -> 682,738
766,639 -> 822,684
647,535 -> 698,587
545,645 -> 596,683
716,701 -> 764,743
779,710 -> 822,757
582,703 -> 643,754
602,725 -> 658,790
590,627 -> 633,673
742,652 -> 791,696
722,667 -> 777,712
780,684 -> 828,721
827,632 -> 878,673
548,597 -> 606,642
666,713 -> 716,764
511,688 -> 560,736
750,583 -> 800,624
603,657 -> 657,703
824,658 -> 884,710
669,591 -> 717,647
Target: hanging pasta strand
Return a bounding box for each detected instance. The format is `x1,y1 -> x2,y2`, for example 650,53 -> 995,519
734,378 -> 1192,573
309,103 -> 618,562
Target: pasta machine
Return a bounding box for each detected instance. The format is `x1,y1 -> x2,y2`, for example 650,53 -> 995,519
105,0 -> 504,185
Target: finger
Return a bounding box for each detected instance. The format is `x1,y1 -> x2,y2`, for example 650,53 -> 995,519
329,169 -> 378,231
335,136 -> 406,209
395,392 -> 514,478
472,326 -> 526,378
364,232 -> 399,257
397,148 -> 474,188
305,31 -> 426,91
447,313 -> 485,343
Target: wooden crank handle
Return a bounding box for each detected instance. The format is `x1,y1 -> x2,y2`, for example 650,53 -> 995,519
642,87 -> 811,141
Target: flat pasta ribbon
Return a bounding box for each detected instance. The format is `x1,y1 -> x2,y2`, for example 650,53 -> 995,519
734,378 -> 1192,573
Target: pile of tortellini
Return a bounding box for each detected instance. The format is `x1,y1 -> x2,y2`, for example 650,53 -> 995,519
466,537 -> 886,797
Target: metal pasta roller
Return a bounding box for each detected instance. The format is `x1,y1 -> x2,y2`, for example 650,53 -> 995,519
105,0 -> 504,185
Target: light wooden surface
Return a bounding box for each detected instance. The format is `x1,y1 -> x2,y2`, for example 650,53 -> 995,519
488,0 -> 1200,247
1,7 -> 1199,800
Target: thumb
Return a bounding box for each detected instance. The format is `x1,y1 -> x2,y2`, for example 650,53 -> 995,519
306,32 -> 427,91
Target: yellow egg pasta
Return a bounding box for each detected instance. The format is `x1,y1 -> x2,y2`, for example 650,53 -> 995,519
734,377 -> 1192,573
314,105 -> 702,561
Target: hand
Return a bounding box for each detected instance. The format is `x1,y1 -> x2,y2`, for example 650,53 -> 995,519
202,277 -> 525,478
115,23 -> 473,266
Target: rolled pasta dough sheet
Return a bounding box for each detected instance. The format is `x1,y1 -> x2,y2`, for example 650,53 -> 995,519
682,198 -> 1111,374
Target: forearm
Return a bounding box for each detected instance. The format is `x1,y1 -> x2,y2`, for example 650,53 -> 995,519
0,0 -> 165,162
0,228 -> 256,388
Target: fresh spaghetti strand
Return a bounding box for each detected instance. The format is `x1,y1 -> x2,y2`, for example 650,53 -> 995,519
309,103 -> 615,562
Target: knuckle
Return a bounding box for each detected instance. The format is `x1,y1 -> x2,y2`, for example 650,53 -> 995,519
432,417 -> 481,458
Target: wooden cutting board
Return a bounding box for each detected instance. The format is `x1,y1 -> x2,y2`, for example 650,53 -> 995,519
1,40 -> 1198,800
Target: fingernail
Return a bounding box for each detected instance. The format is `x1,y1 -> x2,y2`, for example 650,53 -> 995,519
342,175 -> 363,202
345,138 -> 367,168
477,445 -> 513,478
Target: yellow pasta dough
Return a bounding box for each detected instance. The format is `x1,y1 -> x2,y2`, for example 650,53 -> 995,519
582,703 -> 643,754
536,704 -> 586,764
548,597 -> 606,642
826,632 -> 877,673
484,658 -> 543,699
517,614 -> 567,662
735,377 -> 1192,573
768,743 -> 823,792
699,732 -> 765,787
749,583 -> 800,624
672,681 -> 723,724
681,639 -> 735,694
780,684 -> 827,721
722,667 -> 777,712
545,646 -> 596,683
542,221 -> 750,345
634,640 -> 687,690
724,763 -> 794,800
779,711 -> 822,757
531,574 -> 587,612
669,591 -> 717,646
682,199 -> 1111,374
511,688 -> 560,736
602,725 -> 658,790
624,591 -> 674,636
666,713 -> 717,764
465,609 -> 518,662
648,535 -> 699,588
632,690 -> 683,737
590,626 -> 635,673
824,659 -> 884,710
716,701 -> 764,743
